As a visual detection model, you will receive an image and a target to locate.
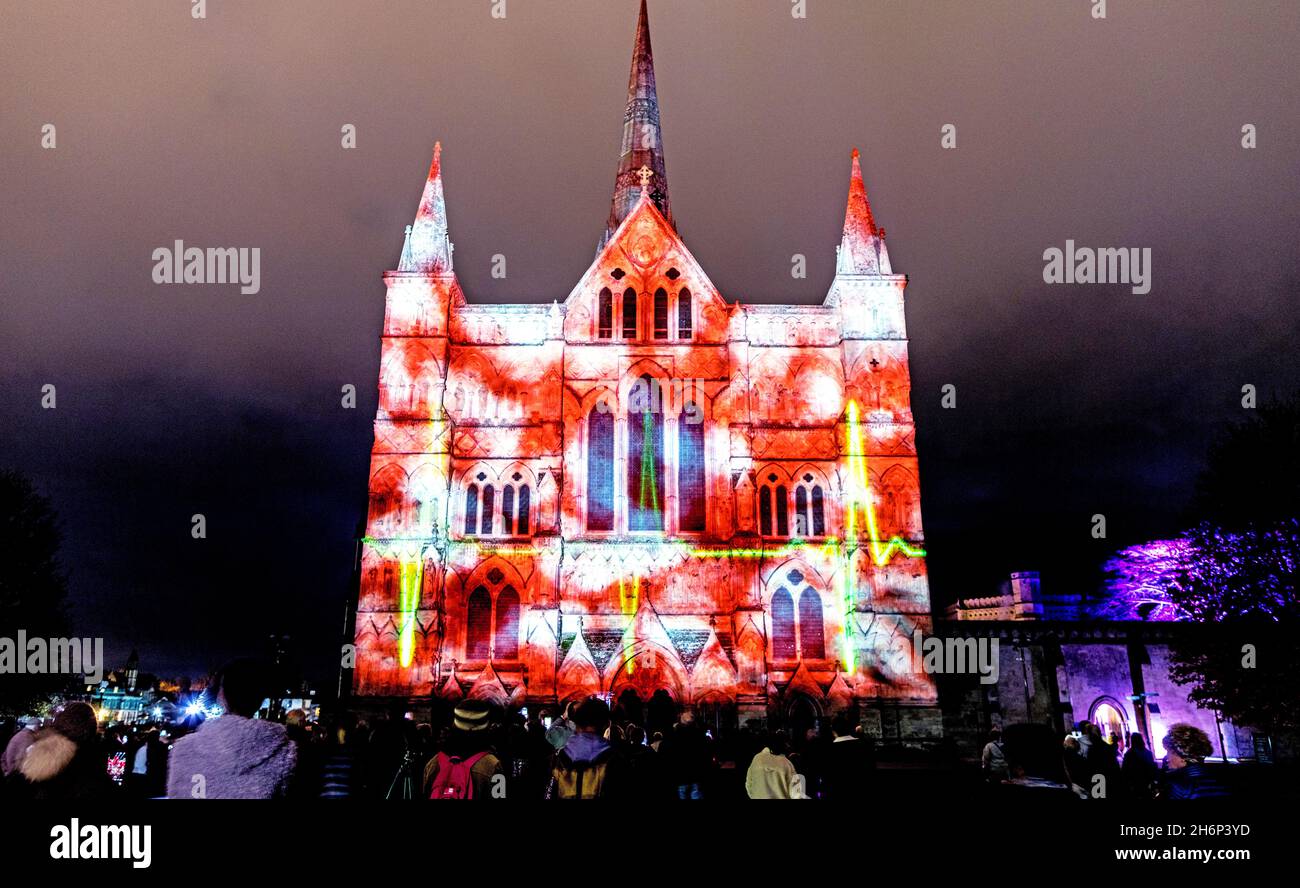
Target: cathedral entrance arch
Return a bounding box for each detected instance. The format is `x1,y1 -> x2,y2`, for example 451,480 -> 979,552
784,693 -> 822,742
695,693 -> 737,740
1089,696 -> 1131,753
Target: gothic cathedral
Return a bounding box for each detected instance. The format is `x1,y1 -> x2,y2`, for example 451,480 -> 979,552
352,1 -> 939,736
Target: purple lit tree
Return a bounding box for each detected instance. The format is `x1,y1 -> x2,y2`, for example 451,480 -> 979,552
1163,520 -> 1300,734
1098,521 -> 1300,732
1098,538 -> 1193,621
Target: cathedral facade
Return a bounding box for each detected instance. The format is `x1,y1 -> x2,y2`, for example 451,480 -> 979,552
352,1 -> 938,735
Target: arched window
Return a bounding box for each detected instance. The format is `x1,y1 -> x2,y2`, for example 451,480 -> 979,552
628,376 -> 664,531
621,287 -> 637,339
798,588 -> 825,659
495,586 -> 520,660
678,288 -> 692,339
653,287 -> 669,339
759,474 -> 791,537
466,587 -> 492,660
587,406 -> 615,531
464,483 -> 479,535
502,486 -> 515,536
678,400 -> 706,532
480,484 -> 495,535
597,287 -> 613,339
500,473 -> 531,537
790,474 -> 827,537
517,485 -> 531,534
772,588 -> 796,660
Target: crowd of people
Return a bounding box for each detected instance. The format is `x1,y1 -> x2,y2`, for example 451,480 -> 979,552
1,657 -> 1232,801
980,721 -> 1230,799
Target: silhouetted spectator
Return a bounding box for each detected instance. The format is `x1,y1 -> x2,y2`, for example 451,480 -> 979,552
13,703 -> 113,800
166,658 -> 297,799
547,697 -> 625,799
659,710 -> 712,799
821,714 -> 873,800
1161,724 -> 1228,799
423,701 -> 505,799
745,732 -> 806,799
1121,732 -> 1158,799
981,728 -> 1008,783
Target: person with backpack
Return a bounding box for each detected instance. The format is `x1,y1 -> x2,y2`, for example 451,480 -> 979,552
547,697 -> 625,799
423,701 -> 506,800
980,727 -> 1008,783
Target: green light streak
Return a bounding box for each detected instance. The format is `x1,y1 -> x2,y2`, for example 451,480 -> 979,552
618,574 -> 641,676
840,400 -> 927,672
637,410 -> 659,514
397,558 -> 422,668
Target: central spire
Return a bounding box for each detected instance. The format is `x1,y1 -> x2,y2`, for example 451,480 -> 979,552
604,0 -> 673,245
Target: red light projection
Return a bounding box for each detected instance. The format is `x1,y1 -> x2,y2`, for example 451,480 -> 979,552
351,2 -> 938,727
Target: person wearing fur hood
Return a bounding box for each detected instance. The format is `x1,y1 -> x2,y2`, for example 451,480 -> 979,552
12,701 -> 113,800
166,658 -> 296,799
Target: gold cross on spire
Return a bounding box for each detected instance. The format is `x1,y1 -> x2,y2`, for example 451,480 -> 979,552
636,165 -> 654,189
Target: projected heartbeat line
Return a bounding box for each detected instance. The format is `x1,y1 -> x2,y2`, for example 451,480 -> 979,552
371,400 -> 925,674
844,399 -> 926,567
839,399 -> 925,671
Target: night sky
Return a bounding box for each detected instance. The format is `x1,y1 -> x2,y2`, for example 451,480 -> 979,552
2,0 -> 1297,683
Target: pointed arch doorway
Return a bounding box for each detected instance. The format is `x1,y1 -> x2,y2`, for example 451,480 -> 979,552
785,694 -> 821,743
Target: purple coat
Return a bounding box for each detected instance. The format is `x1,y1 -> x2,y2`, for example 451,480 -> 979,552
166,715 -> 296,799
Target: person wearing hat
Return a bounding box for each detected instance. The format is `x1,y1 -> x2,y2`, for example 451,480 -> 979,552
422,700 -> 506,799
13,702 -> 113,800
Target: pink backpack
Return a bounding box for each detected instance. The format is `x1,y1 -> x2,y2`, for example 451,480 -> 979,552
429,751 -> 488,799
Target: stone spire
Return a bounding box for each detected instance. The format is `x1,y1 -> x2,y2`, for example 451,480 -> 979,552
604,0 -> 673,244
399,141 -> 454,274
836,148 -> 891,275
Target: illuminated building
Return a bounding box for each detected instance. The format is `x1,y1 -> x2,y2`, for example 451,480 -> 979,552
351,1 -> 938,736
939,572 -> 1258,762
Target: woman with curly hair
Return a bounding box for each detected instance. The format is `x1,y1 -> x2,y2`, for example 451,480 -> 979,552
1160,724 -> 1228,799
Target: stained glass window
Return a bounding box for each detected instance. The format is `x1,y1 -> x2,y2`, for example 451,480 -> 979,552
679,400 -> 705,531
772,587 -> 796,660
799,588 -> 825,659
587,407 -> 615,530
466,587 -> 491,660
628,376 -> 664,531
495,586 -> 520,660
